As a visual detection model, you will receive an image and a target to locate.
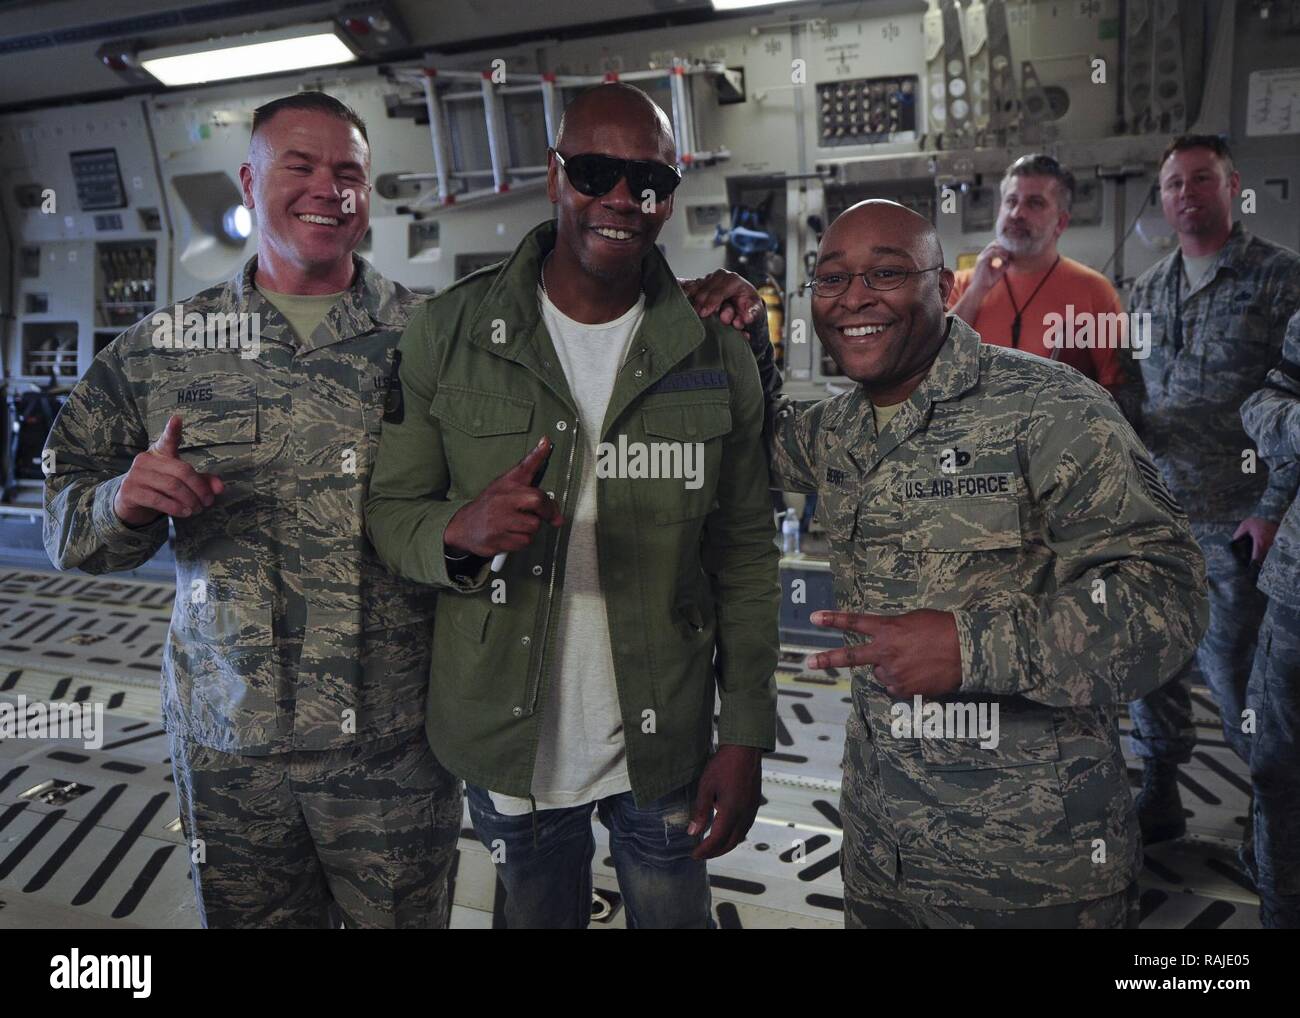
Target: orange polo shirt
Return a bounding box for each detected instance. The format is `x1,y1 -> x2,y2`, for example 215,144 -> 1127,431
948,256 -> 1128,388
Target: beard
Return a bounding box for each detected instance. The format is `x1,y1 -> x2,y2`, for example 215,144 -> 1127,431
577,246 -> 645,284
997,223 -> 1050,258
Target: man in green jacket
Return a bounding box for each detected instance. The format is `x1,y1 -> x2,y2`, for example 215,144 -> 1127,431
365,83 -> 779,928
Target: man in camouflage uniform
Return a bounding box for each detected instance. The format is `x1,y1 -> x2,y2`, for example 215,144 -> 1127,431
1240,309 -> 1300,928
768,200 -> 1208,928
42,93 -> 462,928
1124,135 -> 1300,843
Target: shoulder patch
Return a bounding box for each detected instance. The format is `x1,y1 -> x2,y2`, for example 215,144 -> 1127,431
1130,450 -> 1185,517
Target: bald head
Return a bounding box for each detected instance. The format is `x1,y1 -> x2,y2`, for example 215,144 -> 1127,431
819,200 -> 944,271
555,83 -> 676,162
545,83 -> 679,295
810,199 -> 954,399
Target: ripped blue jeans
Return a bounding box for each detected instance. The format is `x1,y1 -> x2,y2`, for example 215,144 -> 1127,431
465,781 -> 713,929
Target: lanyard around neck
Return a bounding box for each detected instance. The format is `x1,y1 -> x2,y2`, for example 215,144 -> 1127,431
1004,255 -> 1062,348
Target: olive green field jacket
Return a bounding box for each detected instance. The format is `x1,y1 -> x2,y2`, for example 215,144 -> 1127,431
366,220 -> 780,802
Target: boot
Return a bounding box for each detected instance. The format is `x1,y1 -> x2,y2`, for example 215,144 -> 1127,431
1136,761 -> 1186,844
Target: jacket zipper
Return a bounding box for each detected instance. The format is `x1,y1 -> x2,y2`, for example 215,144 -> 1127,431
526,414 -> 580,714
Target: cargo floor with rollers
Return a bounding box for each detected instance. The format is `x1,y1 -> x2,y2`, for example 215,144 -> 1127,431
0,560 -> 1262,930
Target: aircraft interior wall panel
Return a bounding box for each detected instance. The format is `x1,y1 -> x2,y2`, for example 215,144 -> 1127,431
415,14 -> 826,289
1005,0 -> 1123,142
1228,4 -> 1300,253
537,9 -> 931,170
2,1 -> 1296,378
797,12 -> 927,158
414,9 -> 921,293
0,99 -> 169,384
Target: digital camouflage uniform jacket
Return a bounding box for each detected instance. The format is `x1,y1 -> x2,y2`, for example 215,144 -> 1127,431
1242,309 -> 1300,610
1126,222 -> 1300,524
771,315 -> 1209,909
43,255 -> 433,754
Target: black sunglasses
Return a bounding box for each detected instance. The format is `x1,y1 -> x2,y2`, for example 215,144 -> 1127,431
552,150 -> 683,204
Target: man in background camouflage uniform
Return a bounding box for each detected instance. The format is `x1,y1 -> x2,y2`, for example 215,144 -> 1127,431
1240,309 -> 1300,928
768,200 -> 1207,928
1124,135 -> 1300,843
42,93 -> 461,928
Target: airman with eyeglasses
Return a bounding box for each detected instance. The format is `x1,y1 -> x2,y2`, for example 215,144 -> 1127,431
749,198 -> 1208,928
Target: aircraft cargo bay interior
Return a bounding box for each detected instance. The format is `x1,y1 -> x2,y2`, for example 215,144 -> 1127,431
0,0 -> 1296,958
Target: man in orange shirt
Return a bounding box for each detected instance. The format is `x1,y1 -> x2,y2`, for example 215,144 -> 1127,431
948,154 -> 1128,398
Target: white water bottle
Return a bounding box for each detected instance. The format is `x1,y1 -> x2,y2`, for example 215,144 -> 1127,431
781,508 -> 800,556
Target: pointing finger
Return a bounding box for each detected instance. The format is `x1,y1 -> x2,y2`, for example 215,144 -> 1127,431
501,435 -> 552,485
152,414 -> 183,458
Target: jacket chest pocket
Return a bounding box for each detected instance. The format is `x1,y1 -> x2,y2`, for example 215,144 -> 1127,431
1196,304 -> 1277,401
898,494 -> 1022,550
637,401 -> 731,524
430,385 -> 536,495
897,496 -> 1024,606
148,378 -> 260,476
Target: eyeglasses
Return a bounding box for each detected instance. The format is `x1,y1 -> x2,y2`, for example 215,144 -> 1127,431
804,265 -> 945,298
552,150 -> 683,204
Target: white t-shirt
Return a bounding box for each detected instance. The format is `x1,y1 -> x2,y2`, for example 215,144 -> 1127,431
487,285 -> 646,815
1181,251 -> 1219,296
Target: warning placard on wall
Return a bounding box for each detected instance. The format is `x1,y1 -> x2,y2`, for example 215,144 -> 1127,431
1247,68 -> 1300,137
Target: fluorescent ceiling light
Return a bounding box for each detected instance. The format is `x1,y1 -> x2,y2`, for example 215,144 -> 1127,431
710,0 -> 795,9
139,22 -> 356,87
